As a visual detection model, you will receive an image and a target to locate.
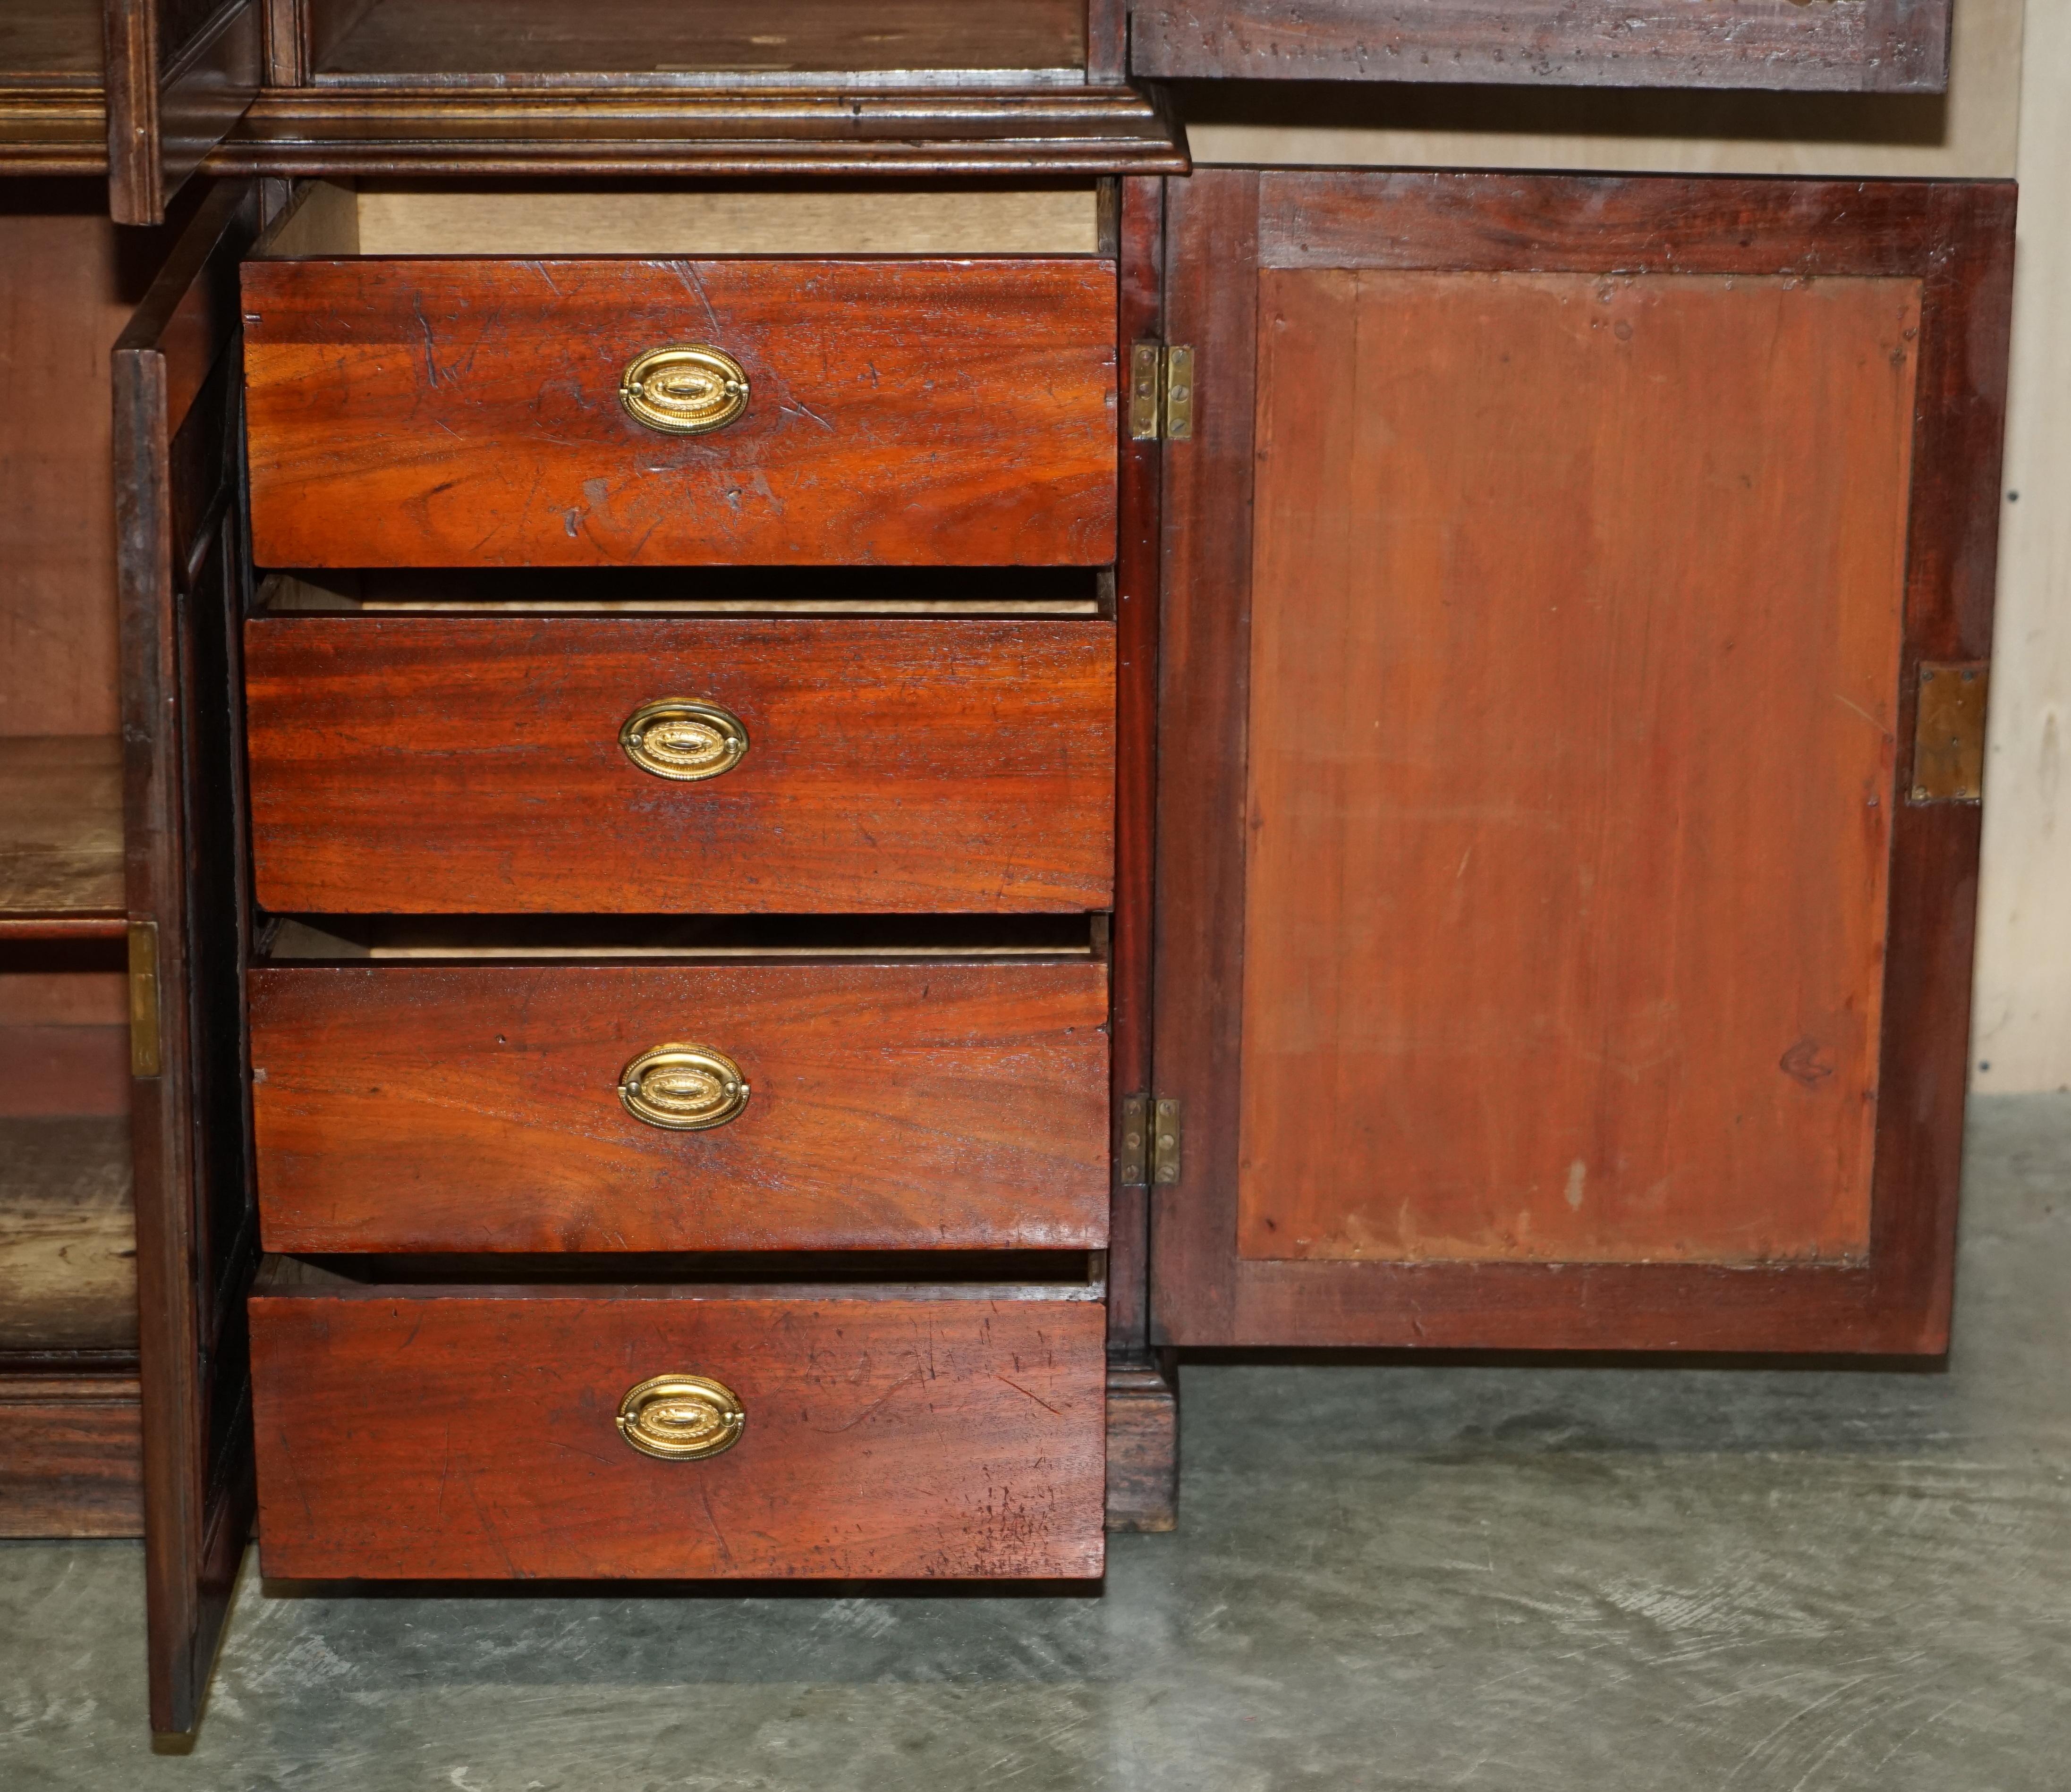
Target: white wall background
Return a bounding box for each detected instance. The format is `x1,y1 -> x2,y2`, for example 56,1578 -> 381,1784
1182,0 -> 2067,1089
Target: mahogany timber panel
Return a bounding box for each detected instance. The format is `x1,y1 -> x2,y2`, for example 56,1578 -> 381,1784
1148,170 -> 2015,1353
0,1376 -> 144,1538
1129,0 -> 1952,93
249,1284 -> 1107,1580
241,257 -> 1118,567
248,960 -> 1109,1253
244,616 -> 1116,915
201,86 -> 1192,183
1237,270 -> 1917,1268
0,207 -> 125,736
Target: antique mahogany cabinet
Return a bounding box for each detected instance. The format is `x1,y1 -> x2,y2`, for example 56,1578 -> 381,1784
0,0 -> 2014,1740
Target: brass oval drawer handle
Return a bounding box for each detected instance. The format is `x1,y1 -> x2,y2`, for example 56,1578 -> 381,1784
620,344 -> 750,435
620,698 -> 749,782
617,1373 -> 745,1461
618,1042 -> 750,1131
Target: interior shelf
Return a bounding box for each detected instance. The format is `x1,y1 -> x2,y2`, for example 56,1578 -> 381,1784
0,738 -> 124,941
0,1117 -> 136,1358
309,0 -> 1089,85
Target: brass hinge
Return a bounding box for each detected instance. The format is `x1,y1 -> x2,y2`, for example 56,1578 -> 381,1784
1909,661 -> 1989,803
1128,343 -> 1196,442
127,921 -> 161,1079
1119,1093 -> 1184,1187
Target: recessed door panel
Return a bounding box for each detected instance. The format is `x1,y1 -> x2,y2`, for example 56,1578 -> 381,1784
1237,269 -> 1918,1268
1150,169 -> 2014,1352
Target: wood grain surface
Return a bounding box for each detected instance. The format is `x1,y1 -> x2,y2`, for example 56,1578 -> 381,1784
250,1283 -> 1106,1579
0,2 -> 102,81
249,959 -> 1110,1253
0,737 -> 124,931
308,0 -> 1086,77
1149,169 -> 2015,1352
0,1116 -> 136,1349
244,615 -> 1116,914
114,178 -> 270,1733
0,1375 -> 144,1538
0,207 -> 127,735
1106,174 -> 1163,1362
105,0 -> 262,223
1131,0 -> 1951,93
1237,268 -> 1916,1268
242,257 -> 1118,566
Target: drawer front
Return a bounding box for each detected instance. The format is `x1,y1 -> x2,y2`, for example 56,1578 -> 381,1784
242,257 -> 1118,568
249,959 -> 1110,1253
249,1287 -> 1106,1580
245,616 -> 1116,914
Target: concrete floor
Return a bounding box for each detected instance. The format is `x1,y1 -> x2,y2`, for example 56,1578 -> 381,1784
5,1093 -> 2069,1791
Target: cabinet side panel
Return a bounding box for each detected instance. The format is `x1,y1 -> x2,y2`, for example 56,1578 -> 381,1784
1238,269 -> 1918,1267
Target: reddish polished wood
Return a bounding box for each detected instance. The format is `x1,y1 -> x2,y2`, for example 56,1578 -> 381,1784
249,958 -> 1110,1253
244,615 -> 1116,914
1150,169 -> 2015,1352
1131,0 -> 1950,92
1238,268 -> 1916,1268
249,1277 -> 1107,1580
242,257 -> 1118,567
0,1375 -> 144,1539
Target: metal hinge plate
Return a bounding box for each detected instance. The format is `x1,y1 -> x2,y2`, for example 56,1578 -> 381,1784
1128,343 -> 1195,442
128,920 -> 161,1078
1909,660 -> 1989,803
1119,1093 -> 1183,1187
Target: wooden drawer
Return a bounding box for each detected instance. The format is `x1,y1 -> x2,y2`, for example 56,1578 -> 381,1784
241,257 -> 1118,568
248,957 -> 1110,1253
249,1276 -> 1107,1580
244,616 -> 1116,914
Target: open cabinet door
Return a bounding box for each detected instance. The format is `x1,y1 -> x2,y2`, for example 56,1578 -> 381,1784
105,0 -> 261,223
115,178 -> 270,1736
1152,169 -> 2014,1353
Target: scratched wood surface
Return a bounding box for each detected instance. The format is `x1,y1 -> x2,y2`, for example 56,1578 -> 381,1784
1131,0 -> 1951,92
1236,269 -> 1917,1267
309,0 -> 1087,76
249,959 -> 1110,1253
241,257 -> 1118,567
249,1282 -> 1107,1579
0,1117 -> 136,1350
244,615 -> 1116,913
0,737 -> 125,929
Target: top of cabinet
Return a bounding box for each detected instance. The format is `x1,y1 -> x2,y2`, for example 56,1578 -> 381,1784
5,1 -> 1956,218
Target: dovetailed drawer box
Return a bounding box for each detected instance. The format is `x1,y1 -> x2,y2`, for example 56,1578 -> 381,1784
240,257 -> 1120,568
243,615 -> 1117,914
248,1276 -> 1108,1581
248,958 -> 1111,1254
